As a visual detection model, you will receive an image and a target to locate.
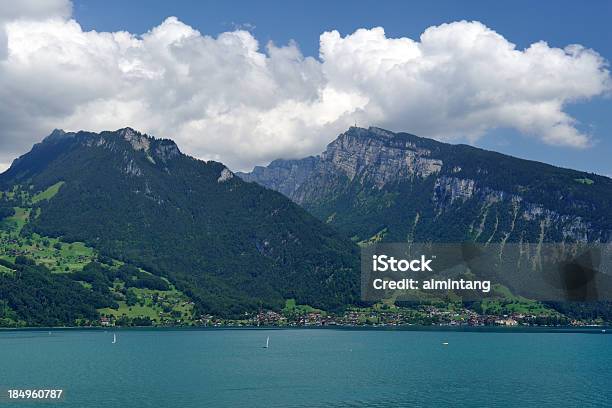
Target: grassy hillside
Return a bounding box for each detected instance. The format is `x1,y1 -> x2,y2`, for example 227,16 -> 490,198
0,128 -> 360,319
0,185 -> 197,327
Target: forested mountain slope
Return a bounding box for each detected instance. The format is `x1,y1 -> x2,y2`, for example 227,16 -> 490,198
0,128 -> 359,318
239,126 -> 612,246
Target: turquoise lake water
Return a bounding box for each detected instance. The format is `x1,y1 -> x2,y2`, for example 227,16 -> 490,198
0,328 -> 610,407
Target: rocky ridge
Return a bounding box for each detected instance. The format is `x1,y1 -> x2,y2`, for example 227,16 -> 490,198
239,126 -> 612,244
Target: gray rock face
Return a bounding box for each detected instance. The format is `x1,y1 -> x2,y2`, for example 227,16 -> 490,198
217,167 -> 234,183
119,128 -> 150,151
238,126 -> 611,244
239,126 -> 443,202
322,127 -> 442,187
433,176 -> 476,204
237,156 -> 319,198
432,176 -> 603,242
154,140 -> 181,162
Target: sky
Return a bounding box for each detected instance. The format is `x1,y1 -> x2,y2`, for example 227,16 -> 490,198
0,0 -> 610,176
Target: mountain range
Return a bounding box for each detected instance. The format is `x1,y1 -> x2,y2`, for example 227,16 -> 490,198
0,128 -> 359,321
239,126 -> 611,246
1,126 -> 611,326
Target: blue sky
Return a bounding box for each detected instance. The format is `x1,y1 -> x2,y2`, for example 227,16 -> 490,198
70,0 -> 612,175
73,1 -> 612,59
1,1 -> 609,175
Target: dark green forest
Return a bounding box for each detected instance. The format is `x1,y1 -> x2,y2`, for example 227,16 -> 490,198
1,127 -> 610,326
0,257 -> 113,326
0,129 -> 360,320
298,129 -> 612,244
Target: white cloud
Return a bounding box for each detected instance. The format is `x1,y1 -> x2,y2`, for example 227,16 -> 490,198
0,9 -> 609,171
0,0 -> 71,21
0,0 -> 71,58
320,24 -> 610,147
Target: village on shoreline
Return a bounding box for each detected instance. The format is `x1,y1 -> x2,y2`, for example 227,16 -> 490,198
93,304 -> 607,329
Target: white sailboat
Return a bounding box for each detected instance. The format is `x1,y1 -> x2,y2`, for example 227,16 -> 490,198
112,333 -> 117,344
263,336 -> 269,349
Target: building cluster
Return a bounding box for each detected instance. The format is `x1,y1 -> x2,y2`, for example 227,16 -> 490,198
98,304 -> 596,328
191,307 -> 572,328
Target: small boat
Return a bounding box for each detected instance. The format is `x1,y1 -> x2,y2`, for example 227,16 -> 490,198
112,333 -> 117,344
442,342 -> 449,345
263,336 -> 269,349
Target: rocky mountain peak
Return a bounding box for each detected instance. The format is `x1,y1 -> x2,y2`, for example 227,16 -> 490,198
240,127 -> 443,198
152,139 -> 181,162
0,126 -> 360,317
323,126 -> 442,184
42,128 -> 76,143
113,128 -> 181,161
238,126 -> 612,244
237,156 -> 319,197
343,126 -> 394,140
117,127 -> 151,152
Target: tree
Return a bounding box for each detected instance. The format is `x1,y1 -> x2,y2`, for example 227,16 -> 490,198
126,289 -> 138,306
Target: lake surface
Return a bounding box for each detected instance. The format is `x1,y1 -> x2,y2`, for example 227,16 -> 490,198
0,328 -> 610,407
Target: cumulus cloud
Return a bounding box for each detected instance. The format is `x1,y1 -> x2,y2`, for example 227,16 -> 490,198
0,0 -> 71,60
0,0 -> 71,20
0,7 -> 609,172
320,25 -> 611,147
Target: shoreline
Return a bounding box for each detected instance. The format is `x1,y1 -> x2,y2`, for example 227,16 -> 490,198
1,325 -> 609,334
